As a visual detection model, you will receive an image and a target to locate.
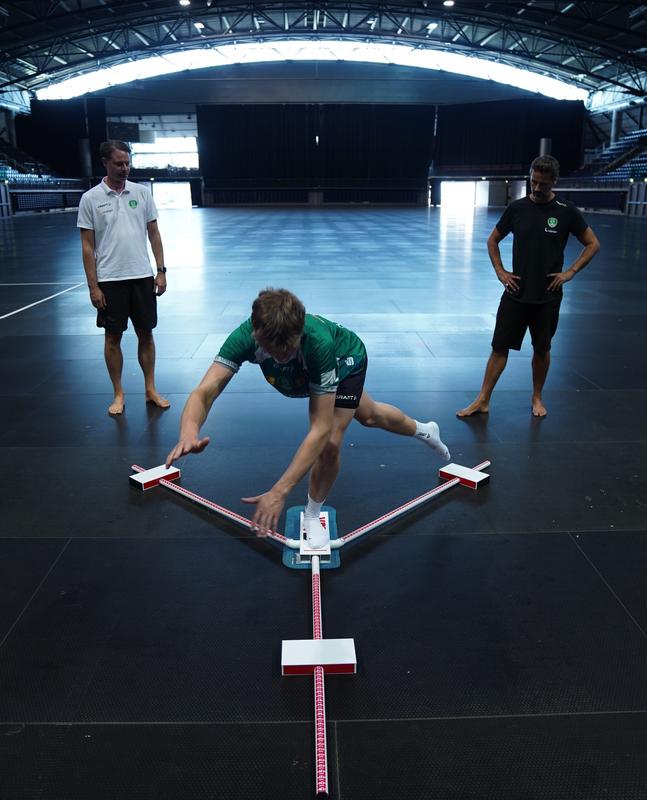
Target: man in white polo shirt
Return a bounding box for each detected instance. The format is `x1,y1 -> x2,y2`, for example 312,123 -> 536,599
78,140 -> 170,415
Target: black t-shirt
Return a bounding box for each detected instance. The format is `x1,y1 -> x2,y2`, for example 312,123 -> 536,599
496,196 -> 589,304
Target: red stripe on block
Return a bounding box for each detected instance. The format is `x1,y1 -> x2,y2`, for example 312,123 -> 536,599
283,663 -> 356,676
314,665 -> 328,795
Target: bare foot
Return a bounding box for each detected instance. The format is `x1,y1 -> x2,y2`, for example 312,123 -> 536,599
108,394 -> 125,415
456,400 -> 489,418
145,391 -> 170,409
532,398 -> 547,417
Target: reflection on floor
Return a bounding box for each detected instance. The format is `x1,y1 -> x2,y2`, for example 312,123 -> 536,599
1,207 -> 646,799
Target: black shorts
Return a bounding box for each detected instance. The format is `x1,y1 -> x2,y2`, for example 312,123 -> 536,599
492,293 -> 561,354
97,277 -> 157,334
334,358 -> 368,409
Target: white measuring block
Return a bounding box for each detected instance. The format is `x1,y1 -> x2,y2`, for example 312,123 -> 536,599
129,464 -> 181,491
282,638 -> 357,675
299,511 -> 332,557
438,462 -> 489,490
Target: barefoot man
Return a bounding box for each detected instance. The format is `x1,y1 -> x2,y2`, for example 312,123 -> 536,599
78,140 -> 170,415
457,155 -> 599,419
166,288 -> 450,548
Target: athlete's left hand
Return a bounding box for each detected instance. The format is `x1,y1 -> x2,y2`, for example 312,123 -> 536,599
154,273 -> 167,296
546,269 -> 575,291
241,489 -> 285,536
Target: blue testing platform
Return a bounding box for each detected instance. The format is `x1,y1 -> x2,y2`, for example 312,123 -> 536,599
282,505 -> 341,570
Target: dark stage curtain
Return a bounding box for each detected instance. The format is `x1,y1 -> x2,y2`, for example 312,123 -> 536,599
435,98 -> 585,175
198,104 -> 316,188
16,98 -> 106,178
197,104 -> 436,189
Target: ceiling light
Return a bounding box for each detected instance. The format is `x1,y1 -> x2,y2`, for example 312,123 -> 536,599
194,21 -> 205,30
443,1 -> 455,6
35,41 -> 589,103
179,0 -> 190,6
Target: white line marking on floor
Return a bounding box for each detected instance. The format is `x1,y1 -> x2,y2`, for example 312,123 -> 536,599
0,283 -> 84,320
0,282 -> 81,286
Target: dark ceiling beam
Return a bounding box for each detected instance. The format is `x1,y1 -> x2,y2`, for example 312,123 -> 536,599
2,3 -> 642,63
0,1 -> 645,98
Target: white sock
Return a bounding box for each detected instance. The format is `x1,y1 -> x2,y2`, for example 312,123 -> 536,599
304,495 -> 328,548
304,517 -> 329,549
414,420 -> 450,461
304,494 -> 324,520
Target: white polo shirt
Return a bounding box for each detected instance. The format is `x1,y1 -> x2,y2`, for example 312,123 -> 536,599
77,179 -> 158,282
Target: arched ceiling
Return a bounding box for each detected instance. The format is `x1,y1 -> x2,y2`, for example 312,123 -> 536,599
1,1 -> 646,105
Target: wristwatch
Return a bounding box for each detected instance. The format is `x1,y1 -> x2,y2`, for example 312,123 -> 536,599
156,267 -> 167,273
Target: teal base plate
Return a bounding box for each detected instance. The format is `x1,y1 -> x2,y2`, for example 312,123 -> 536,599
282,506 -> 341,570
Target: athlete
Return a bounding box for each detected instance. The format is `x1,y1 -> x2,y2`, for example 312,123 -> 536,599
166,288 -> 450,547
78,140 -> 169,416
457,155 -> 600,418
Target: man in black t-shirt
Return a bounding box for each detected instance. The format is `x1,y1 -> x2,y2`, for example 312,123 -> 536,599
457,155 -> 600,418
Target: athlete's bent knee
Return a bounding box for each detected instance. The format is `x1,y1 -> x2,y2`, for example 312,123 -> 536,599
357,412 -> 378,428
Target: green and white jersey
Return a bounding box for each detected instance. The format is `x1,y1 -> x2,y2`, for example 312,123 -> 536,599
215,313 -> 367,398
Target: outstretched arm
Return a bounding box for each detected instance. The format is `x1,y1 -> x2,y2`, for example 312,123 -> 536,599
547,227 -> 600,290
165,362 -> 235,466
242,392 -> 337,534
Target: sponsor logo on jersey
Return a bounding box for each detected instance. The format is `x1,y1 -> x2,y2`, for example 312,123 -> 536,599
320,368 -> 337,388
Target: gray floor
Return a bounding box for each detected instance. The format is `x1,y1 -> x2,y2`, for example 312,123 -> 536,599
1,205 -> 646,799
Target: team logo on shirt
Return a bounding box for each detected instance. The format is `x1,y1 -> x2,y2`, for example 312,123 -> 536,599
547,217 -> 558,228
320,369 -> 337,389
128,200 -> 138,208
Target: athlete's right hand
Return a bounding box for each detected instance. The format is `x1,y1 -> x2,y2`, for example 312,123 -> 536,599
89,286 -> 106,310
165,436 -> 210,467
495,268 -> 520,294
